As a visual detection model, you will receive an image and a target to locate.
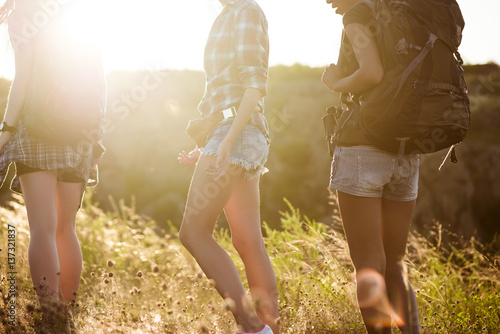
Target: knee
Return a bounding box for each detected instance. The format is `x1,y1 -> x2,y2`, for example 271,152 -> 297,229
232,234 -> 264,258
351,253 -> 387,276
179,221 -> 210,253
178,224 -> 193,250
385,259 -> 406,280
29,218 -> 57,239
56,219 -> 76,236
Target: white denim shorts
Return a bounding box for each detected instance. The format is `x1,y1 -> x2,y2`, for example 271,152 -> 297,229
329,145 -> 419,201
202,123 -> 269,180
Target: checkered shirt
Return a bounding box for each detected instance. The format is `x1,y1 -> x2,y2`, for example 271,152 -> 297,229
198,0 -> 270,136
0,123 -> 99,194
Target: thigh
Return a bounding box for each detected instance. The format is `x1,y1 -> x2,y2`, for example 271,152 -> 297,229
381,198 -> 416,263
56,181 -> 85,224
182,154 -> 243,232
337,191 -> 385,272
224,176 -> 263,241
19,170 -> 58,230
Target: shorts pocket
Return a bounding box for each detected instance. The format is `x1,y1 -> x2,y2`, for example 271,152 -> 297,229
241,127 -> 268,164
358,156 -> 394,190
406,154 -> 419,191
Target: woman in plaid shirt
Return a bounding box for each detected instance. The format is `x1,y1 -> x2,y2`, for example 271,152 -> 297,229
178,0 -> 278,333
0,0 -> 105,328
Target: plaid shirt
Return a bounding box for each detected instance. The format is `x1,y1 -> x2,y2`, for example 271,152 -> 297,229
0,124 -> 99,194
198,0 -> 269,136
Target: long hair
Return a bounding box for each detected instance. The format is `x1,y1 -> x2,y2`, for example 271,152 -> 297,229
0,0 -> 15,24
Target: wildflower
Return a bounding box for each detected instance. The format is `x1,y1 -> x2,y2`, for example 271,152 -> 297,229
25,304 -> 36,313
137,271 -> 143,278
107,260 -> 115,267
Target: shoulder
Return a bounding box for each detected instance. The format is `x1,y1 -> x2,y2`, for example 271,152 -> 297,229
7,9 -> 24,36
233,0 -> 267,23
7,9 -> 38,53
343,0 -> 374,27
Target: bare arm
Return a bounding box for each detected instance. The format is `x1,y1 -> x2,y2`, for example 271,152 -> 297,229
223,87 -> 263,144
322,23 -> 384,93
0,16 -> 34,147
205,87 -> 263,180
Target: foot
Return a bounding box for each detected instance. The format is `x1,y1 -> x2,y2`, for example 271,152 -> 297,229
238,324 -> 273,334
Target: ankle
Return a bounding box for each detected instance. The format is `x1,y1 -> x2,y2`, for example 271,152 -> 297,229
238,324 -> 273,334
236,316 -> 265,333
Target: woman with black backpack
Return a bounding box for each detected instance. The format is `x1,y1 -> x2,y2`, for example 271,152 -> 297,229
321,0 -> 422,333
0,0 -> 105,330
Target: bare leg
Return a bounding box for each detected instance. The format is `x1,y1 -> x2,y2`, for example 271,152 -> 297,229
179,155 -> 264,332
56,181 -> 84,302
337,191 -> 391,334
224,176 -> 279,334
20,171 -> 60,301
382,198 -> 421,334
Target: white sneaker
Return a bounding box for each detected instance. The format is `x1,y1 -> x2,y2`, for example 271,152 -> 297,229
240,324 -> 273,334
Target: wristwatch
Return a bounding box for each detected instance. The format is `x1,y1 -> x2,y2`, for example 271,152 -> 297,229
0,121 -> 16,133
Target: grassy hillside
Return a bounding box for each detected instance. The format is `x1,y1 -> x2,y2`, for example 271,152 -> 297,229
2,64 -> 500,245
1,194 -> 498,333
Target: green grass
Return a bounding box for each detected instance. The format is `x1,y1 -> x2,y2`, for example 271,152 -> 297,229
0,195 -> 499,333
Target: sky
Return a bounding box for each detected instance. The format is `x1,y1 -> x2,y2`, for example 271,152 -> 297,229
0,0 -> 499,79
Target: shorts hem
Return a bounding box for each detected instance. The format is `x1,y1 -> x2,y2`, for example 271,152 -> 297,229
329,183 -> 381,198
201,150 -> 268,180
382,194 -> 418,202
330,184 -> 418,201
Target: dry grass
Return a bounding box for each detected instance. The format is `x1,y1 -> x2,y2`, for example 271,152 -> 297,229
0,195 -> 499,333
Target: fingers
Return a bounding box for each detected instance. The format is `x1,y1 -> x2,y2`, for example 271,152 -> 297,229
178,150 -> 198,167
204,146 -> 231,181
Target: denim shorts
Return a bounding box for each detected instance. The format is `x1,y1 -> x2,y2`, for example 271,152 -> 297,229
202,123 -> 269,180
329,146 -> 419,201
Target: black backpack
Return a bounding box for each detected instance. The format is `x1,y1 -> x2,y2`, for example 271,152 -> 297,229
338,0 -> 470,163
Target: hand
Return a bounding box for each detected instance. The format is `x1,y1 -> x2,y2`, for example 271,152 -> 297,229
205,138 -> 232,181
178,147 -> 201,167
322,63 -> 343,91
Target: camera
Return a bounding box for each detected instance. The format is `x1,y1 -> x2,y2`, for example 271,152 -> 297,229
322,105 -> 344,157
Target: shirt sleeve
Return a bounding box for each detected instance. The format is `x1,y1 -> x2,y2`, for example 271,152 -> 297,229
343,2 -> 373,26
233,5 -> 269,95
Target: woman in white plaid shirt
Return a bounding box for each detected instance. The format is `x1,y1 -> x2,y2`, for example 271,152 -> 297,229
178,0 -> 278,333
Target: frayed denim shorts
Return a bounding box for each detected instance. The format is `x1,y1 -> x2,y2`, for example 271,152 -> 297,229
201,123 -> 269,180
329,145 -> 419,201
